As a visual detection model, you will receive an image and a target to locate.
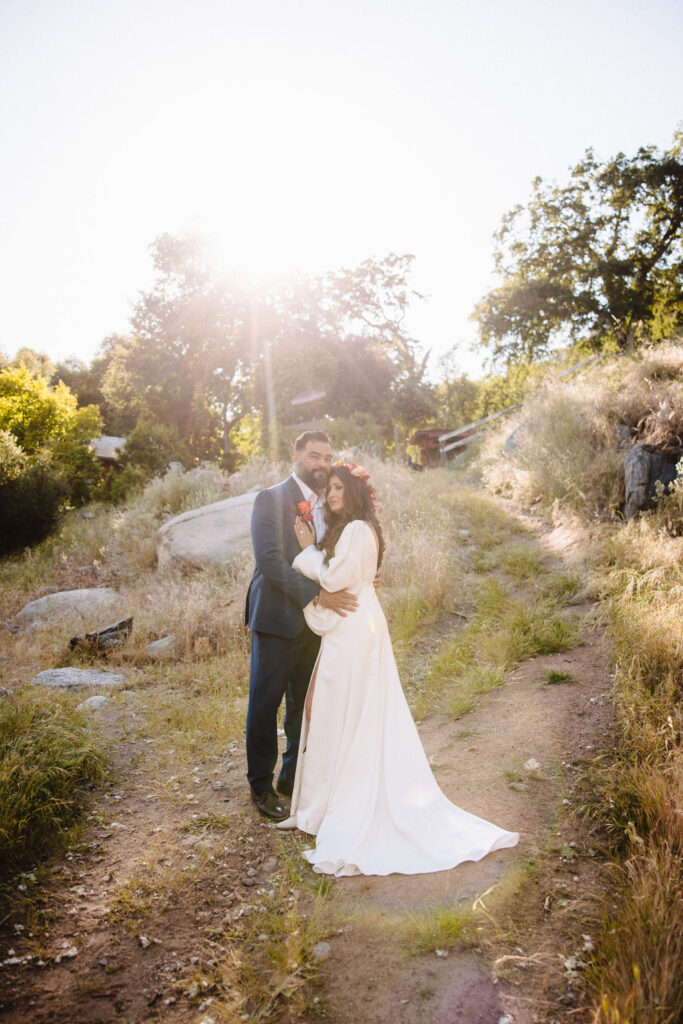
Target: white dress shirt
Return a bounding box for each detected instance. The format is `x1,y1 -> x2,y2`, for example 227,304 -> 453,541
292,473 -> 326,542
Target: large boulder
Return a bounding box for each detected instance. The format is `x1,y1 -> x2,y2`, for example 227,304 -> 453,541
15,588 -> 121,629
156,490 -> 259,569
624,444 -> 682,519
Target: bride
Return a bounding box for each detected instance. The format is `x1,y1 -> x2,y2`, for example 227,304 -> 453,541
277,462 -> 519,877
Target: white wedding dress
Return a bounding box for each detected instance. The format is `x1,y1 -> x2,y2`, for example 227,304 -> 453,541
286,519 -> 519,877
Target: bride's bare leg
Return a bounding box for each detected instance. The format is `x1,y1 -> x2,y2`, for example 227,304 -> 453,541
305,662 -> 319,724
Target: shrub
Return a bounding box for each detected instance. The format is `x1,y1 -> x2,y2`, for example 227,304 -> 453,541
0,689 -> 105,877
120,417 -> 189,477
0,452 -> 67,555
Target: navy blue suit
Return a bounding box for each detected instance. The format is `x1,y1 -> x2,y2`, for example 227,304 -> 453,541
245,476 -> 321,793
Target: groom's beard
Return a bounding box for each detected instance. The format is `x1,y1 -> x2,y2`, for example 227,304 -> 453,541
298,466 -> 329,494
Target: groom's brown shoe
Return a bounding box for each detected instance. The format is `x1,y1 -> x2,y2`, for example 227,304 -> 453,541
251,788 -> 288,821
276,776 -> 294,797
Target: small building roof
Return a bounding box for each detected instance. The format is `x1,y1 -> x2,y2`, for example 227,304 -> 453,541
90,436 -> 127,461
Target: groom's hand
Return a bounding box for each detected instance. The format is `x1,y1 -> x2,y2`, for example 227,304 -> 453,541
318,588 -> 359,616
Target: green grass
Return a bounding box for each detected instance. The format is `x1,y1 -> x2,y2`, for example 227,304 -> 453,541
404,904 -> 471,954
546,670 -> 576,685
0,688 -> 106,883
413,572 -> 580,719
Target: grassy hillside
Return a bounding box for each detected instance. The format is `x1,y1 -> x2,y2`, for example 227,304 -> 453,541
1,343 -> 681,1021
473,339 -> 683,1023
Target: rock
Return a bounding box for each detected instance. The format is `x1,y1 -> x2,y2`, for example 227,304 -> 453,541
139,935 -> 151,949
156,491 -> 259,570
145,635 -> 176,660
624,445 -> 651,519
31,668 -> 126,691
508,782 -> 527,792
15,588 -> 121,629
312,941 -> 330,961
504,422 -> 528,453
76,695 -> 109,712
70,617 -> 133,652
624,443 -> 682,519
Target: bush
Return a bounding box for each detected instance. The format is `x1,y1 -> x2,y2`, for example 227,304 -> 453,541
0,452 -> 67,555
103,417 -> 190,503
0,689 -> 105,878
121,417 -> 189,477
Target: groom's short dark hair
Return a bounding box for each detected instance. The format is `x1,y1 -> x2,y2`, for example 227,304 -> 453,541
294,430 -> 332,452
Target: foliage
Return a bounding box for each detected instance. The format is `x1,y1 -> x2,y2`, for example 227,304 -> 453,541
99,237 -> 433,467
101,416 -> 190,503
119,416 -> 189,477
433,349 -> 481,427
254,254 -> 434,453
0,429 -> 23,484
9,347 -> 56,380
48,404 -> 104,505
0,368 -> 103,542
0,688 -> 105,878
0,452 -> 68,555
0,365 -> 77,454
52,345 -> 128,433
473,130 -> 683,362
101,234 -> 253,466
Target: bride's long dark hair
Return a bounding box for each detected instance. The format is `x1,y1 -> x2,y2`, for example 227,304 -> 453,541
321,465 -> 385,568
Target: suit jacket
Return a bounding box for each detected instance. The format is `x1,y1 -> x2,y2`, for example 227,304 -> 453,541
245,476 -> 321,638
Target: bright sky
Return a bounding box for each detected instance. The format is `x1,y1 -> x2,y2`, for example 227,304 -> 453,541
1,0 -> 681,380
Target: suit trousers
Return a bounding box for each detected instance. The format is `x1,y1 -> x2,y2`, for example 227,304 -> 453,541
246,627 -> 321,793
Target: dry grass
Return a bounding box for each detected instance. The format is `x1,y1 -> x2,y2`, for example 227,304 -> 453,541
476,339 -> 683,519
473,340 -> 683,1024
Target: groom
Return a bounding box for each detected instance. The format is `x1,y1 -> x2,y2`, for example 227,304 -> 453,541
244,430 -> 358,819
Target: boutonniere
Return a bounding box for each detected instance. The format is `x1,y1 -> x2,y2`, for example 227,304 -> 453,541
296,500 -> 314,522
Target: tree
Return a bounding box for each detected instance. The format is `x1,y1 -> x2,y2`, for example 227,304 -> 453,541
102,234 -> 252,465
473,131 -> 683,363
10,347 -> 55,380
0,366 -> 77,453
253,255 -> 434,453
433,349 -> 481,427
0,366 -> 103,506
105,237 -> 434,464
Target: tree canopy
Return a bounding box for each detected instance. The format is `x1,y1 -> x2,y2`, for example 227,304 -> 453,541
473,130 -> 683,363
101,236 -> 433,465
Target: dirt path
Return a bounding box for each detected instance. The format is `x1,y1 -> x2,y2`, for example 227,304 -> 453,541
317,619 -> 613,1024
0,509 -> 614,1024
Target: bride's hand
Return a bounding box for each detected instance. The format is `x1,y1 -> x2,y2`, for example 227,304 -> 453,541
294,516 -> 316,550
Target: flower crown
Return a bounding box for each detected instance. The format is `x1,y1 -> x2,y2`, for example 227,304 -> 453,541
333,461 -> 377,503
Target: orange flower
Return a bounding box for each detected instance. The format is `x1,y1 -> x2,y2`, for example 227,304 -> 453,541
296,500 -> 314,522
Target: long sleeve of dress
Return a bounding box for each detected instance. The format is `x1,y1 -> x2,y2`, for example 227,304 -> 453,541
292,521 -> 369,636
293,520 -> 367,590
